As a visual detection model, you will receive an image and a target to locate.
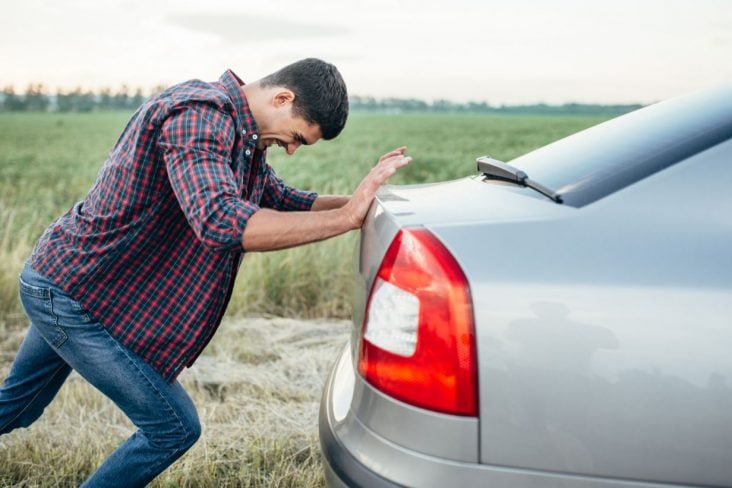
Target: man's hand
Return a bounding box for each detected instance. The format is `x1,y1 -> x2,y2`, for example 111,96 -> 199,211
342,147 -> 411,229
242,147 -> 411,251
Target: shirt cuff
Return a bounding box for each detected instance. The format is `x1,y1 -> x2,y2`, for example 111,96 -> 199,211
267,188 -> 319,211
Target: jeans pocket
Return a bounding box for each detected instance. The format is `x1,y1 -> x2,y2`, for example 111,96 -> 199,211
18,277 -> 68,348
50,289 -> 93,327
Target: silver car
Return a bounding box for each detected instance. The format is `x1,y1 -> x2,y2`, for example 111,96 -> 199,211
319,84 -> 732,487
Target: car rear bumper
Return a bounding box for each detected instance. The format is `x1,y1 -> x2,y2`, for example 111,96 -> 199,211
319,344 -> 402,488
319,397 -> 402,488
319,343 -> 698,488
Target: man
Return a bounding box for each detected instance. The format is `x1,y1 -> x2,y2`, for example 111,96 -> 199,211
0,58 -> 410,486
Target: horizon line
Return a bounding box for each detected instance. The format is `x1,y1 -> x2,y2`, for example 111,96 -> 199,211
0,87 -> 648,108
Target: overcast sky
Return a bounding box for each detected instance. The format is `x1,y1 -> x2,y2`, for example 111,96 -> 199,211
2,0 -> 730,104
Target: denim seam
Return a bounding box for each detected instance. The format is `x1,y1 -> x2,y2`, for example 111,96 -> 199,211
0,364 -> 68,433
47,290 -> 69,348
96,327 -> 194,480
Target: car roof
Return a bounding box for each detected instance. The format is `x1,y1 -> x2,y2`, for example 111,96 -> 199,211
509,83 -> 732,207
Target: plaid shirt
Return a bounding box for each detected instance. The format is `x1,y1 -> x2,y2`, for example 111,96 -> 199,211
30,70 -> 317,381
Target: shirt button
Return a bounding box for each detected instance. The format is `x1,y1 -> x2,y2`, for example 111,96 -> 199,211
252,134 -> 258,141
245,149 -> 251,156
241,129 -> 247,135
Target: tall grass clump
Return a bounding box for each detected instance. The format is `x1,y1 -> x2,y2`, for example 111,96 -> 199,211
0,112 -> 130,330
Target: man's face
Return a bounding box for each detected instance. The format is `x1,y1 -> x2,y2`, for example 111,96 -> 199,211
256,105 -> 322,155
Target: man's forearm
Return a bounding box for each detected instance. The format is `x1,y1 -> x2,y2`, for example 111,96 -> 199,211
242,147 -> 410,252
310,194 -> 350,211
241,207 -> 356,252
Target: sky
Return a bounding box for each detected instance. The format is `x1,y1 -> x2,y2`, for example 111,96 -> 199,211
1,0 -> 731,104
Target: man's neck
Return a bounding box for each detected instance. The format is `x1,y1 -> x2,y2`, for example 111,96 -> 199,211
241,82 -> 265,127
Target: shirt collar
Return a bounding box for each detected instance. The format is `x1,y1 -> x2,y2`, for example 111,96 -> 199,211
218,69 -> 259,140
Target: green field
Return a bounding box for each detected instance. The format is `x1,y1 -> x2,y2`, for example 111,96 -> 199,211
0,111 -> 608,485
0,111 -> 608,326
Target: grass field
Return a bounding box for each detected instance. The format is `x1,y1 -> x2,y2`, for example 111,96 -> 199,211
0,111 -> 607,326
0,111 -> 609,485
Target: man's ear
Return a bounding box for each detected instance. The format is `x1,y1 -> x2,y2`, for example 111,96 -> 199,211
272,89 -> 295,108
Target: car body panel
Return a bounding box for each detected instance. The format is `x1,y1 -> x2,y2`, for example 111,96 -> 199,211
350,374 -> 480,463
465,140 -> 732,485
322,85 -> 732,487
374,139 -> 732,485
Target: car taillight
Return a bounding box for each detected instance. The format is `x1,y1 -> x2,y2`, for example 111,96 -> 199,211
358,228 -> 478,416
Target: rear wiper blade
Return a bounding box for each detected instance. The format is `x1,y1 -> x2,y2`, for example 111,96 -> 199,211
476,156 -> 563,203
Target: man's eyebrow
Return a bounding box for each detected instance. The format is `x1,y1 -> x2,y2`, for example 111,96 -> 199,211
294,133 -> 309,145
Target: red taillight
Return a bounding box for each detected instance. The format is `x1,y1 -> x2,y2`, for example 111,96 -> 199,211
358,228 -> 478,416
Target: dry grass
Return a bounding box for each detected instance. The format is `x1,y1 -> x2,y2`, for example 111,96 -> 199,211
0,318 -> 350,486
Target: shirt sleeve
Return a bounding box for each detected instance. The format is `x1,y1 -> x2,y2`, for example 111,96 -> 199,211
159,103 -> 260,252
260,163 -> 318,211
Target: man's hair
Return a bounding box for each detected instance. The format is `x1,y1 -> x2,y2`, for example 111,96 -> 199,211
260,58 -> 348,140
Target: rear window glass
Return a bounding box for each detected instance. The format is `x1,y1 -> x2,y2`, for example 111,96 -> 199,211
509,85 -> 732,207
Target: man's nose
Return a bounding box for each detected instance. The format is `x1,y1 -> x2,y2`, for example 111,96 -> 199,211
286,142 -> 300,155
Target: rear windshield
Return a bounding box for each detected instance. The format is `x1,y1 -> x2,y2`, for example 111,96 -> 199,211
509,84 -> 732,207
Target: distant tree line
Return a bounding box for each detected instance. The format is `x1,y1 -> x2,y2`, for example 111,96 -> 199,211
349,96 -> 644,116
0,85 -> 643,116
0,84 -> 167,112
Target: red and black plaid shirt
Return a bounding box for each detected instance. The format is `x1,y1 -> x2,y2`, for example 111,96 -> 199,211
31,70 -> 317,381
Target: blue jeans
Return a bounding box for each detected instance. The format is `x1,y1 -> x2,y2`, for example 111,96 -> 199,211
0,263 -> 201,487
